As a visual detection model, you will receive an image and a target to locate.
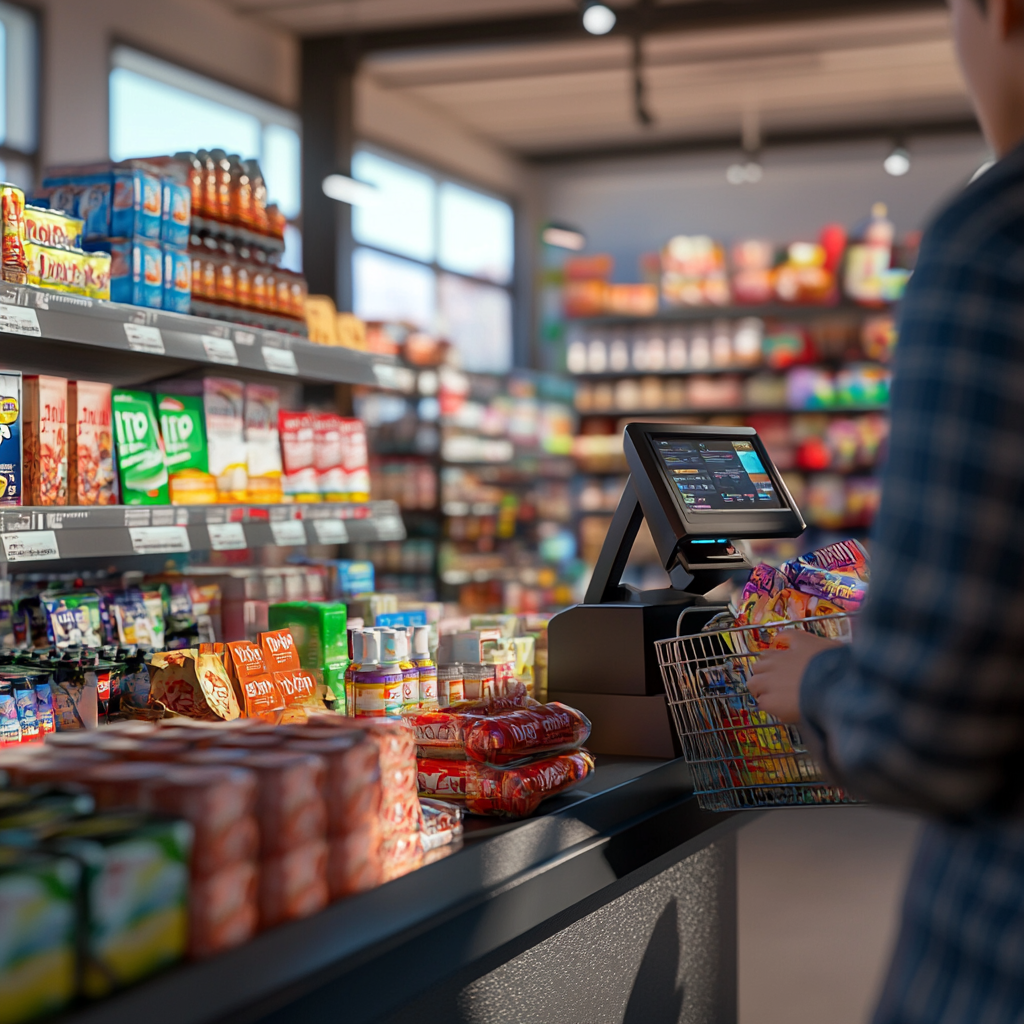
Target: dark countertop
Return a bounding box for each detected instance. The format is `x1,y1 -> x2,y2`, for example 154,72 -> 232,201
56,756 -> 743,1024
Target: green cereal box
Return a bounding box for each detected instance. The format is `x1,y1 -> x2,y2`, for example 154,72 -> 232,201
268,601 -> 348,669
0,848 -> 79,1024
112,391 -> 168,504
156,394 -> 217,505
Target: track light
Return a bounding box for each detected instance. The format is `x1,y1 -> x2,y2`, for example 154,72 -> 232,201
883,147 -> 911,177
581,2 -> 616,35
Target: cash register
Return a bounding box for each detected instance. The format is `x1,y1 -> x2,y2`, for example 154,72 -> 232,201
548,423 -> 805,757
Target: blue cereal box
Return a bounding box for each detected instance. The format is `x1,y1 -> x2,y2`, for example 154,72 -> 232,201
134,168 -> 162,240
132,240 -> 162,308
110,169 -> 134,238
162,246 -> 191,313
161,179 -> 191,249
0,371 -> 21,505
335,560 -> 375,597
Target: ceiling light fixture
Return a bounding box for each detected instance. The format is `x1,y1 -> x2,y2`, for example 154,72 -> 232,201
883,146 -> 911,177
581,2 -> 616,35
542,224 -> 586,250
726,161 -> 763,186
322,174 -> 379,206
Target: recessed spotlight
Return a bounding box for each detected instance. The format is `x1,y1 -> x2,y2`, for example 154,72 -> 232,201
883,147 -> 911,177
582,2 -> 616,35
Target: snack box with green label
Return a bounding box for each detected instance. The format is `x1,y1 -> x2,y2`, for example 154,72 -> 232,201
268,601 -> 349,711
48,811 -> 191,998
111,391 -> 169,505
156,394 -> 216,505
0,846 -> 80,1024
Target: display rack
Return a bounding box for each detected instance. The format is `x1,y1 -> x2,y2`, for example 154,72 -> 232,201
0,501 -> 406,563
0,284 -> 397,386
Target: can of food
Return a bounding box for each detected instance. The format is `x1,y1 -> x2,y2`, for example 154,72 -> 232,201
1,184 -> 27,284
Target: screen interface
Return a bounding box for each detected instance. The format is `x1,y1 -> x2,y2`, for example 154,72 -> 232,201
652,436 -> 783,511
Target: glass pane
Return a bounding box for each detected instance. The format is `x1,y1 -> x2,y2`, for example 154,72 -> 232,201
262,123 -> 301,220
110,67 -> 261,162
354,247 -> 436,329
280,224 -> 302,273
439,183 -> 514,285
438,274 -> 512,373
1,2 -> 38,153
352,150 -> 435,263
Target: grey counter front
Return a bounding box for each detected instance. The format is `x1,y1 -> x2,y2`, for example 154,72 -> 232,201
57,757 -> 745,1024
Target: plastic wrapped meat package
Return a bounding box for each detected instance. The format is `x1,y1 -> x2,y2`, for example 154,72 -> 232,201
259,841 -> 328,930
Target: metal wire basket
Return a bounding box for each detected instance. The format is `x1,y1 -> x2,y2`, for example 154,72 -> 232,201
656,611 -> 863,812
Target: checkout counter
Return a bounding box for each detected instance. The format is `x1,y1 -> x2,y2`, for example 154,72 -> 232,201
58,425 -> 803,1024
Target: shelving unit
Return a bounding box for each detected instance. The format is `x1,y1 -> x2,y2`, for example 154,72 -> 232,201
0,284 -> 397,386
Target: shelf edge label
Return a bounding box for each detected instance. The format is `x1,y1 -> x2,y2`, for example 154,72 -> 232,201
129,525 -> 190,554
270,520 -> 307,546
201,334 -> 239,365
0,303 -> 41,337
207,522 -> 247,551
262,346 -> 299,375
312,518 -> 349,544
124,323 -> 165,354
2,530 -> 59,562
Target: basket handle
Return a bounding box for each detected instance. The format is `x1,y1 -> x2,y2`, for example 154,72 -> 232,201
675,604 -> 728,637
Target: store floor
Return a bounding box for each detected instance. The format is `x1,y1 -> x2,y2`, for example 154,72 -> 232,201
738,806 -> 922,1024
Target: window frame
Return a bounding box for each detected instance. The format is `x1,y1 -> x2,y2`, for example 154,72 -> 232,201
0,1 -> 40,183
351,141 -> 519,369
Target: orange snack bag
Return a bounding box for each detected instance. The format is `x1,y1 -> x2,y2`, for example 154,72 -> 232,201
148,650 -> 241,721
23,374 -> 67,505
226,640 -> 285,724
259,629 -> 301,672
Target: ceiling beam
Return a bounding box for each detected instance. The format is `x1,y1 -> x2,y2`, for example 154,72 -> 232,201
522,114 -> 981,165
302,0 -> 946,55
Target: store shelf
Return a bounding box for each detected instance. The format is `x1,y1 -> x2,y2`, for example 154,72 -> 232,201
0,284 -> 398,386
576,405 -> 889,417
54,757 -> 738,1024
0,501 -> 406,563
569,360 -> 888,380
568,300 -> 892,328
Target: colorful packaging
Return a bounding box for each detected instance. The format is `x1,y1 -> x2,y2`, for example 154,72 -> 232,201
112,390 -> 169,504
34,679 -> 55,734
162,245 -> 191,314
157,394 -> 216,504
313,414 -> 345,500
278,411 -> 318,500
462,702 -> 591,768
334,560 -> 374,597
132,239 -> 162,308
12,679 -> 39,741
259,629 -> 301,673
52,812 -> 190,997
23,375 -> 68,505
267,601 -> 348,670
128,166 -> 163,240
24,241 -> 90,295
0,848 -> 79,1022
0,371 -> 22,506
83,238 -> 130,302
161,178 -> 191,249
111,589 -> 158,647
737,562 -> 788,625
226,640 -> 285,724
41,591 -> 103,648
148,650 -> 240,721
67,380 -> 115,505
84,251 -> 112,300
244,384 -> 283,503
340,417 -> 370,500
203,378 -> 247,502
0,681 -> 20,744
780,539 -> 870,611
1,183 -> 27,284
437,663 -> 464,707
24,205 -> 83,249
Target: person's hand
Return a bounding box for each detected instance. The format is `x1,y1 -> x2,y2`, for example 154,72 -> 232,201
747,630 -> 843,723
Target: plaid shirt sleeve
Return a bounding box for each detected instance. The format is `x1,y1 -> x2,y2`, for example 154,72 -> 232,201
800,143 -> 1024,820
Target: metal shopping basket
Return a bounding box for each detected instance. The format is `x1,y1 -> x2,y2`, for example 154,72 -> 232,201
656,611 -> 863,812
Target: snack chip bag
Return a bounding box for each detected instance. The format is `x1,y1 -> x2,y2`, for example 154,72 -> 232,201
781,539 -> 869,611
148,650 -> 240,721
226,640 -> 285,723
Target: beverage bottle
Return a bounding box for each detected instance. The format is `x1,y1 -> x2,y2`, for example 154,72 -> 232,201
413,625 -> 437,708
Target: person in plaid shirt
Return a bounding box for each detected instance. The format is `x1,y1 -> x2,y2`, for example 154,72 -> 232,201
749,0 -> 1024,1020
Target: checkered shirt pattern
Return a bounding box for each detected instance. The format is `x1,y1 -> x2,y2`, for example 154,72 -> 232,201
800,138 -> 1024,1024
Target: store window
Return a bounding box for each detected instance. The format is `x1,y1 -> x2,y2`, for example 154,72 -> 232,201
108,46 -> 302,269
351,147 -> 515,373
0,2 -> 38,189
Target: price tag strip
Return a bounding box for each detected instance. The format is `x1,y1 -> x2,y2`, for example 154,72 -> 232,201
201,335 -> 239,365
312,519 -> 349,544
207,522 -> 247,551
262,346 -> 299,375
129,526 -> 191,555
123,323 -> 165,355
270,520 -> 307,546
1,530 -> 59,562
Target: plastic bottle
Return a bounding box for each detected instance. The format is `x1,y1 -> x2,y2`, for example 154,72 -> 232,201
413,625 -> 437,708
378,629 -> 406,717
345,630 -> 364,718
398,632 -> 420,711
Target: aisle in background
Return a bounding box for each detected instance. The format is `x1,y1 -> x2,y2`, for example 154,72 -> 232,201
738,807 -> 921,1024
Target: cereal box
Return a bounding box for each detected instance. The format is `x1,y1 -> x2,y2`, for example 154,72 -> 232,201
203,378 -> 247,502
68,380 -> 115,505
278,411 -> 317,501
162,246 -> 191,314
313,414 -> 345,501
0,371 -> 22,505
23,375 -> 68,505
132,239 -> 162,308
340,417 -> 370,500
244,384 -> 283,503
157,394 -> 216,505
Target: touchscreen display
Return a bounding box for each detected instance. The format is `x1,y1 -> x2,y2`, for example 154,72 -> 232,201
652,436 -> 783,511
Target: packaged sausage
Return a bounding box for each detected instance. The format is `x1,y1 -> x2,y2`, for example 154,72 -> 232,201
238,750 -> 327,857
463,702 -> 591,768
0,371 -> 22,506
417,749 -> 595,818
188,858 -> 258,958
326,827 -> 382,898
24,205 -> 83,249
111,390 -> 169,504
1,183 -> 27,283
259,840 -> 329,929
68,380 -> 116,505
157,394 -> 216,504
23,374 -> 68,505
